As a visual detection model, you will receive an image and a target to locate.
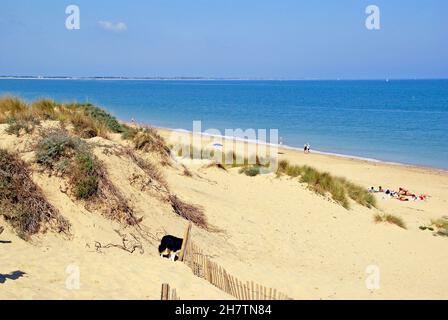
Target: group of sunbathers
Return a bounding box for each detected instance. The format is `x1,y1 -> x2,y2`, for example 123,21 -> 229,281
368,186 -> 429,201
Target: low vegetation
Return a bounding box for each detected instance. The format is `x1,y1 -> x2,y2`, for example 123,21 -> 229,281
114,146 -> 168,190
0,96 -> 28,123
277,160 -> 376,209
204,162 -> 227,171
0,97 -> 40,136
131,128 -> 170,162
5,115 -> 40,136
182,164 -> 193,177
1,95 -> 171,164
35,129 -> 99,199
35,129 -> 140,225
374,213 -> 406,229
121,125 -> 141,140
1,96 -> 125,139
169,194 -> 208,230
120,125 -> 171,166
1,96 -> 216,232
239,166 -> 261,177
174,143 -> 270,168
430,218 -> 448,236
0,148 -> 70,239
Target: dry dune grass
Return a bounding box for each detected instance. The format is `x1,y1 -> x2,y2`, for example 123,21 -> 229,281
431,218 -> 448,236
119,123 -> 171,165
0,148 -> 70,239
277,160 -> 376,209
131,128 -> 171,165
173,143 -> 375,209
0,95 -> 172,229
94,164 -> 142,226
181,164 -> 193,177
0,96 -> 40,136
374,213 -> 406,229
115,146 -> 208,229
0,96 -> 28,122
169,194 -> 208,230
122,147 -> 167,188
0,96 -> 124,139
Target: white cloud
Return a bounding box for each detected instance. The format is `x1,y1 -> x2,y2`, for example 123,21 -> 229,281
98,21 -> 127,32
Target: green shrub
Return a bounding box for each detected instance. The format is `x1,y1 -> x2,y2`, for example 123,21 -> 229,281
35,131 -> 86,169
80,103 -> 124,133
35,130 -> 99,200
239,166 -> 261,177
71,153 -> 99,199
121,125 -> 141,140
73,175 -> 98,199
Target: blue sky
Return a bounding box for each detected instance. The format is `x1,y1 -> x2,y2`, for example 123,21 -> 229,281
0,0 -> 446,79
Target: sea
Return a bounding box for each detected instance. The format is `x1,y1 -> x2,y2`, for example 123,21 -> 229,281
0,79 -> 447,169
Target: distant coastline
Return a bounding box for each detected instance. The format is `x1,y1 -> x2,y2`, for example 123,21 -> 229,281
1,76 -> 447,81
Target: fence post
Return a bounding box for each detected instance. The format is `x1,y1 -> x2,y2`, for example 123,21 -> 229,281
178,222 -> 192,262
161,283 -> 170,300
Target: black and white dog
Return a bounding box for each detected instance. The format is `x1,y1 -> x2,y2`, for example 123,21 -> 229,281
158,235 -> 183,261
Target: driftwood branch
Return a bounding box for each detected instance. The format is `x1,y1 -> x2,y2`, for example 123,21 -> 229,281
94,229 -> 144,254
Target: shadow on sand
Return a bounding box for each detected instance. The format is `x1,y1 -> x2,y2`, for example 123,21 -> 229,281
0,271 -> 27,284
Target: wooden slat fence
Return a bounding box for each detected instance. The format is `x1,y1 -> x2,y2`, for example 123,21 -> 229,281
161,283 -> 181,300
179,223 -> 291,300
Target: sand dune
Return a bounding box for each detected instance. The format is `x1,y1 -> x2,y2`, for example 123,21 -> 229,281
1,123 -> 447,299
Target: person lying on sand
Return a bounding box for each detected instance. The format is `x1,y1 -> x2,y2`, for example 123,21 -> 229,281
369,186 -> 386,193
398,187 -> 415,197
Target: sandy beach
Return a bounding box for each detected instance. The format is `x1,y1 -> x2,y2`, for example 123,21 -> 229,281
1,118 -> 447,300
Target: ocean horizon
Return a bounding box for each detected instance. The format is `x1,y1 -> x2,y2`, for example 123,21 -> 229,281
0,79 -> 447,169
